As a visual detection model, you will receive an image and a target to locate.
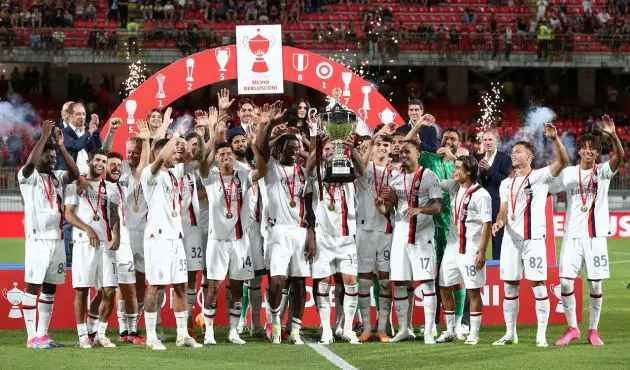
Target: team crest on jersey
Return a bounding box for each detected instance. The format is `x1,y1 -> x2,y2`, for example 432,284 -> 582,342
119,180 -> 129,187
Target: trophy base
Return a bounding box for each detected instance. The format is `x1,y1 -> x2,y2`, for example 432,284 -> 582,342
324,164 -> 355,183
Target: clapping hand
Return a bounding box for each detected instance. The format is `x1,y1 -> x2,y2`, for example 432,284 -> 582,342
88,114 -> 99,134
135,120 -> 150,140
51,127 -> 64,148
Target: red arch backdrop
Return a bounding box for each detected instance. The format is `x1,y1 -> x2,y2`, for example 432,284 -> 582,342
106,45 -> 405,153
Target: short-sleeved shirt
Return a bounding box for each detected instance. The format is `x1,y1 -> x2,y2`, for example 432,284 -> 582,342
550,162 -> 616,238
355,161 -> 394,233
65,179 -> 119,242
118,162 -> 147,233
312,179 -> 356,237
180,165 -> 201,228
141,164 -> 185,240
390,167 -> 442,243
264,158 -> 312,228
500,166 -> 555,240
18,168 -> 66,240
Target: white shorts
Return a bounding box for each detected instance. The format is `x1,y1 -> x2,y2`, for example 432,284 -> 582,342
206,238 -> 254,281
500,237 -> 547,281
268,225 -> 310,278
144,238 -> 188,286
356,229 -> 393,274
72,241 -> 107,289
112,242 -> 136,285
200,226 -> 209,269
183,225 -> 204,272
129,229 -> 145,273
560,237 -> 610,280
247,223 -> 266,273
390,230 -> 436,282
312,233 -> 358,279
24,237 -> 66,285
439,246 -> 486,290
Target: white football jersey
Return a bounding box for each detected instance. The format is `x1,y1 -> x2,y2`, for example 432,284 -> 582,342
141,164 -> 185,240
312,180 -> 357,237
195,169 -> 210,230
355,161 -> 394,233
180,165 -> 201,228
390,167 -> 442,243
119,162 -> 147,233
109,180 -> 130,244
201,167 -> 253,240
18,168 -> 66,240
441,180 -> 492,253
500,166 -> 555,240
264,158 -> 312,228
551,162 -> 616,238
65,179 -> 120,242
235,160 -> 264,226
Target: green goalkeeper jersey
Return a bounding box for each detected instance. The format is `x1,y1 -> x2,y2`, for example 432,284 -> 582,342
419,151 -> 453,229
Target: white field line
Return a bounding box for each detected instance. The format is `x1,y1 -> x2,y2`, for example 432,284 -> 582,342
304,339 -> 359,370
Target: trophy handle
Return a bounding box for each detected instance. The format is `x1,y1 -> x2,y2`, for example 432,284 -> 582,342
268,35 -> 275,49
243,36 -> 249,51
1,288 -> 7,299
308,108 -> 318,118
225,48 -> 231,58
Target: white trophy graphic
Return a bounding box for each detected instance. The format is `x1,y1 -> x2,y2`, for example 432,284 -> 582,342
2,282 -> 25,319
550,284 -> 564,313
215,47 -> 230,72
156,74 -> 166,99
342,72 -> 352,97
361,85 -> 372,111
125,99 -> 137,125
185,58 -> 195,82
379,107 -> 397,124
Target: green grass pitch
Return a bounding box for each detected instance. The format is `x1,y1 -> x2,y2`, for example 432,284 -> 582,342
0,238 -> 628,369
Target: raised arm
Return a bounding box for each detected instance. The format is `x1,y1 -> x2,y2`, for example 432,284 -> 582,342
136,120 -> 152,175
101,118 -> 122,151
150,124 -> 184,175
54,128 -> 80,184
257,103 -> 283,161
601,115 -> 625,172
22,120 -> 55,178
153,106 -> 173,140
403,113 -> 435,141
349,144 -> 365,178
544,122 -> 569,177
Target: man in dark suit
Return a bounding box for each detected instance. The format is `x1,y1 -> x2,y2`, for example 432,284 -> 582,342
394,99 -> 439,153
477,129 -> 512,260
55,102 -> 102,173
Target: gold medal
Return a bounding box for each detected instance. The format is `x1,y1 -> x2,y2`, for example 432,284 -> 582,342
171,211 -> 178,218
289,200 -> 297,208
511,214 -> 516,221
581,205 -> 587,212
226,212 -> 233,219
328,204 -> 335,211
92,215 -> 100,222
133,205 -> 140,212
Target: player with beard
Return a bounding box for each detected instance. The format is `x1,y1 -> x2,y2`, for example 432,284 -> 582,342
257,103 -> 316,344
436,156 -> 492,345
491,123 -> 568,347
19,120 -> 80,349
306,136 -> 365,345
198,118 -> 265,345
64,149 -> 121,349
104,151 -> 145,344
141,127 -> 202,351
355,133 -> 395,342
378,140 -> 443,344
552,115 -> 624,346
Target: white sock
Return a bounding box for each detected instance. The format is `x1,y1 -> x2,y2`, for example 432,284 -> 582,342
291,317 -> 302,334
393,285 -> 409,332
588,280 -> 603,330
533,285 -> 549,339
560,278 -> 577,328
22,293 -> 37,340
455,314 -> 463,333
358,279 -> 372,333
97,321 -> 108,339
117,299 -> 127,334
174,311 -> 188,339
77,323 -> 88,339
503,283 -> 519,337
444,311 -> 455,334
420,282 -> 436,336
407,285 -> 415,330
343,284 -> 359,334
203,305 -> 216,338
36,293 -> 54,338
187,288 -> 196,321
126,313 -> 138,333
470,312 -> 482,337
249,277 -> 263,330
271,306 -> 281,326
377,281 -> 392,334
87,313 -> 99,334
229,304 -> 241,334
145,311 -> 158,342
316,282 -> 332,334
264,287 -> 272,325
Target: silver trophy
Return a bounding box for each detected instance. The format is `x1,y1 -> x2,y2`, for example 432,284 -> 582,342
316,89 -> 357,183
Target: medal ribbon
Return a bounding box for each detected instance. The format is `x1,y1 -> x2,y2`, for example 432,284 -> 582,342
219,174 -> 236,217
132,181 -> 141,212
281,164 -> 298,205
454,184 -> 480,225
403,167 -> 423,208
578,166 -> 595,210
40,174 -> 54,209
168,172 -> 182,217
373,162 -> 388,197
85,180 -> 104,220
327,183 -> 337,208
509,170 -> 532,220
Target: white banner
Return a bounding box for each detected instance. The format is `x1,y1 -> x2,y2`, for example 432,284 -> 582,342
236,25 -> 284,95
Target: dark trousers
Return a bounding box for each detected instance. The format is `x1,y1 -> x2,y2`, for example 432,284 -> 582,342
537,39 -> 548,60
